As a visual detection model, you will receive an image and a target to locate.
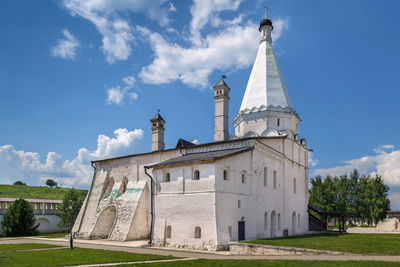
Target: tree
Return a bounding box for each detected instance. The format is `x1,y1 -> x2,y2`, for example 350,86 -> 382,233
13,181 -> 26,186
309,169 -> 391,226
56,188 -> 85,228
369,174 -> 390,225
1,199 -> 38,236
46,179 -> 57,188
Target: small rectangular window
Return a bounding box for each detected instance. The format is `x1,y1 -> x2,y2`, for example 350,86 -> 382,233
223,170 -> 229,180
164,172 -> 170,182
241,172 -> 246,184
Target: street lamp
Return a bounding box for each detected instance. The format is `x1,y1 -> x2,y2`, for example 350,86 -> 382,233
68,202 -> 74,249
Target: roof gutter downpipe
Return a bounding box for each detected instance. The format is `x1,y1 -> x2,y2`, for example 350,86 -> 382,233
144,166 -> 156,246
76,161 -> 97,234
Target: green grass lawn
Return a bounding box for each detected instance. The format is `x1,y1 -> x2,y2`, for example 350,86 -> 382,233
0,184 -> 87,200
37,232 -> 68,238
0,247 -> 176,267
243,233 -> 400,254
121,260 -> 400,267
0,243 -> 61,251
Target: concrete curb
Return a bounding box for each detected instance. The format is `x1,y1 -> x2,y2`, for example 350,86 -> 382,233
230,242 -> 349,255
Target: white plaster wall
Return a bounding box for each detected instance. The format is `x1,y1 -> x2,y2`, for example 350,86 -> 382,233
153,192 -> 218,250
215,151 -> 256,247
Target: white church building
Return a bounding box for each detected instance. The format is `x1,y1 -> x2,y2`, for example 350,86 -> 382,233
72,9 -> 310,250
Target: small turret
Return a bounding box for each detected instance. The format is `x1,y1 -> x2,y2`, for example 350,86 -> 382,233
151,111 -> 165,152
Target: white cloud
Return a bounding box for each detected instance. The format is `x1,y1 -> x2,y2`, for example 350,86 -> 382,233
0,128 -> 143,187
106,86 -> 124,105
106,75 -> 138,105
313,145 -> 400,186
189,0 -> 242,45
191,139 -> 200,145
139,22 -> 260,88
61,0 -> 173,63
51,29 -> 80,60
308,152 -> 318,167
271,18 -> 290,42
128,92 -> 138,101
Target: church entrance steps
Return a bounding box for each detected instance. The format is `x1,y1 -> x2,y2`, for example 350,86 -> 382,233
229,242 -> 349,256
66,258 -> 198,267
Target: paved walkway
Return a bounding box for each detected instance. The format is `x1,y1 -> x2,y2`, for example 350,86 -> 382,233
1,237 -> 400,262
347,227 -> 400,234
67,258 -> 197,267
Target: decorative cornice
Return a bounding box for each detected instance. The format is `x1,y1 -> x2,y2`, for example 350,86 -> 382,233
233,104 -> 300,126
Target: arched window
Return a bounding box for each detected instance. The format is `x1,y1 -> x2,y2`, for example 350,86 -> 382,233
164,172 -> 170,182
277,118 -> 280,127
278,213 -> 281,231
264,212 -> 268,231
241,172 -> 246,184
194,226 -> 201,238
273,171 -> 277,189
238,200 -> 241,208
166,225 -> 171,238
193,170 -> 200,180
228,226 -> 232,238
223,170 -> 228,180
293,178 -> 296,194
298,214 -> 300,228
263,167 -> 267,187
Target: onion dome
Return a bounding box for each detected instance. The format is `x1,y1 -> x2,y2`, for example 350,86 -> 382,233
259,18 -> 273,31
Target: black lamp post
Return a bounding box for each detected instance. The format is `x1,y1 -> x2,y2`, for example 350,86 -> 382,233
69,202 -> 74,249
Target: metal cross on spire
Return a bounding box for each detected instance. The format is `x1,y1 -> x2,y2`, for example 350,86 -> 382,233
265,5 -> 268,18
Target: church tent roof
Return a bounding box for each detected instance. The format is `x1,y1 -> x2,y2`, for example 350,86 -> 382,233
239,28 -> 292,112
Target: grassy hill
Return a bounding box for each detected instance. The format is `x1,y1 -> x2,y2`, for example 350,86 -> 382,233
0,184 -> 88,200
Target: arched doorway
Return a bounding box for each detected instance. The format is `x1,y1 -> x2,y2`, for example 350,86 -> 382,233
91,206 -> 117,239
271,211 -> 276,237
292,212 -> 297,235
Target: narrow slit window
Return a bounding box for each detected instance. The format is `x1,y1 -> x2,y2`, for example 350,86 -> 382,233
193,170 -> 200,180
277,118 -> 280,127
166,225 -> 171,238
241,172 -> 246,184
194,226 -> 201,238
273,171 -> 277,189
164,172 -> 170,182
223,170 -> 228,180
263,167 -> 267,187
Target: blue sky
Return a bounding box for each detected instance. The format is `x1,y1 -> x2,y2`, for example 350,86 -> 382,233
1,0 -> 400,207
